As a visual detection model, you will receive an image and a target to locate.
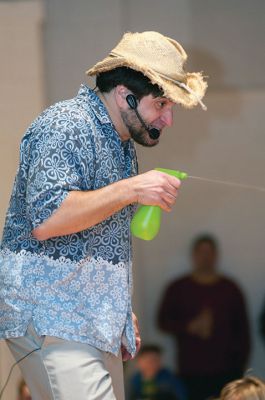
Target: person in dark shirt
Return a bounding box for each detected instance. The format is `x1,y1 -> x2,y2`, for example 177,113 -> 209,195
128,344 -> 187,400
157,234 -> 251,400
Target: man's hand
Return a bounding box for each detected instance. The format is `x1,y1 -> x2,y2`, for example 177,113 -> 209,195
187,308 -> 214,340
121,313 -> 141,362
131,170 -> 181,213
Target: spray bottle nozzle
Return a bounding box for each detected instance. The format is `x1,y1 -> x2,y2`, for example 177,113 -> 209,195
155,168 -> 188,181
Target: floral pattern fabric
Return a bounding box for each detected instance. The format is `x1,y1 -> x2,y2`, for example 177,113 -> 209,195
0,85 -> 138,356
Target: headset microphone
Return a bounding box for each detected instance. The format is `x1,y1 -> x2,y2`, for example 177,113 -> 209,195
126,94 -> 160,140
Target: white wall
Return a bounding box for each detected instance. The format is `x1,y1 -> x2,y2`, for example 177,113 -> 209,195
0,0 -> 265,396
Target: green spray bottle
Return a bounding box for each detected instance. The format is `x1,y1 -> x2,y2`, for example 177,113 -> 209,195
130,168 -> 188,241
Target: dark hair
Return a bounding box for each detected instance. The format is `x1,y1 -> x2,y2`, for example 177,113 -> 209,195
96,67 -> 164,100
191,234 -> 218,253
138,344 -> 163,357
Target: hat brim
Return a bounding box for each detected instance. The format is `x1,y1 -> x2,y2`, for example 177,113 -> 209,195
86,55 -> 207,109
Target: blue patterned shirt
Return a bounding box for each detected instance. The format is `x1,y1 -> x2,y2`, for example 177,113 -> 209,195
0,85 -> 138,356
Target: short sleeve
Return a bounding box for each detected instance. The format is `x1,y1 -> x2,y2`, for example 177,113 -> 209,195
26,124 -> 94,229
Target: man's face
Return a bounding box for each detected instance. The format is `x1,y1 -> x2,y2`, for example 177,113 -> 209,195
121,94 -> 174,147
192,242 -> 218,274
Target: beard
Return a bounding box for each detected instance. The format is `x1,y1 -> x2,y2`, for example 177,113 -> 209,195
120,110 -> 160,147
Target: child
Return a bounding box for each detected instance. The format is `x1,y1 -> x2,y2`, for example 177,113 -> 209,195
220,376 -> 265,400
128,344 -> 186,400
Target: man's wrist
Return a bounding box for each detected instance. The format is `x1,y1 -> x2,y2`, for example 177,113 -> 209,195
118,176 -> 139,205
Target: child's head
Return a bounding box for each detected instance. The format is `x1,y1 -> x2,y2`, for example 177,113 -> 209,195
220,376 -> 265,400
136,344 -> 163,379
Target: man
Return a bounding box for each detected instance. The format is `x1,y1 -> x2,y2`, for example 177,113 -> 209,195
0,31 -> 207,399
157,234 -> 251,400
128,344 -> 187,400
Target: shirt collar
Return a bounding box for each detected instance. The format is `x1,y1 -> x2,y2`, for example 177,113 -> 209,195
76,84 -> 112,125
76,84 -> 136,154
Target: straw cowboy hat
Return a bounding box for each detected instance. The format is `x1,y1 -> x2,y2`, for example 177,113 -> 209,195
86,31 -> 207,110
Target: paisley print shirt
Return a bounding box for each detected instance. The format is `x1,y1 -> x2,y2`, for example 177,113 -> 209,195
0,85 -> 138,356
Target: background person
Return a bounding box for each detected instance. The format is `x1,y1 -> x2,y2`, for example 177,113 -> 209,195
219,376 -> 265,400
128,344 -> 187,400
158,234 -> 251,400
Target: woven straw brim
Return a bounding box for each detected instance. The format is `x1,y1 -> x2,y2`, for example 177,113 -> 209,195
86,55 -> 207,109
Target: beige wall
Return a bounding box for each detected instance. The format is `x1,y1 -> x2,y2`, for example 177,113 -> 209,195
0,0 -> 45,228
0,1 -> 45,399
0,0 -> 265,396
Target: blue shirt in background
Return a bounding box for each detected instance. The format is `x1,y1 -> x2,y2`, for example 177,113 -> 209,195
128,368 -> 187,400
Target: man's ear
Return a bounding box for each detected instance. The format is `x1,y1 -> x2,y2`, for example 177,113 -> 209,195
114,85 -> 130,108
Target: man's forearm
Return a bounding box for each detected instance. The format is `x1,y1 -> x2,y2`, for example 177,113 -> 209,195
32,178 -> 137,241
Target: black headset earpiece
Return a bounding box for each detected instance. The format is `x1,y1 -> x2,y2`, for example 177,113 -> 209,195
126,94 -> 138,110
125,93 -> 161,140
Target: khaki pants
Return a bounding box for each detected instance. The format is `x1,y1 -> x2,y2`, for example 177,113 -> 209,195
6,324 -> 124,400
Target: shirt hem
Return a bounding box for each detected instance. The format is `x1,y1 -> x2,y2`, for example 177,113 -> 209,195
0,322 -> 122,357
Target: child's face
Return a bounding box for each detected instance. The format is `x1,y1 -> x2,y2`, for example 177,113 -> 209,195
137,352 -> 162,379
